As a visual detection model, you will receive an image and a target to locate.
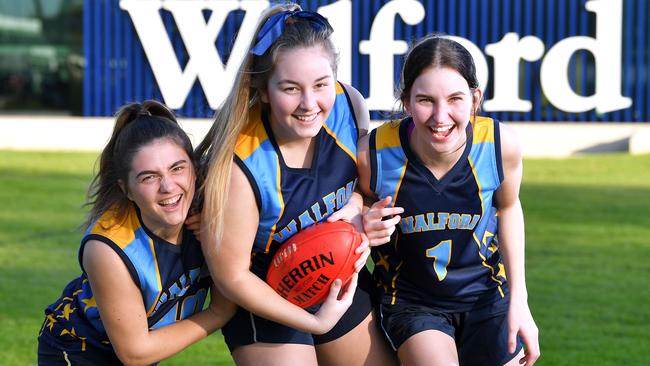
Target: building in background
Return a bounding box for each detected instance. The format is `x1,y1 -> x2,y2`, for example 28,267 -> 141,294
0,0 -> 83,115
1,0 -> 649,123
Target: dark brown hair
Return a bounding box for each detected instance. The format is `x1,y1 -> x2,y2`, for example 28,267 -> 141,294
84,100 -> 195,228
400,35 -> 479,104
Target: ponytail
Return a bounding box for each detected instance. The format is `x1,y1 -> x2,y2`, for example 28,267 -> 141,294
84,100 -> 194,228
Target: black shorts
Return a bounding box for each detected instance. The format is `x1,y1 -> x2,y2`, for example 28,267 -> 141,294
378,295 -> 523,366
222,268 -> 374,352
38,338 -> 123,366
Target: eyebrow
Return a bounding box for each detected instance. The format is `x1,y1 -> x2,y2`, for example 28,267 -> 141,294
415,91 -> 466,99
277,75 -> 332,85
135,159 -> 187,178
447,91 -> 466,97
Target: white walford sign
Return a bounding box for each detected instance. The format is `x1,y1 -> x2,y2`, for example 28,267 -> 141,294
119,0 -> 631,114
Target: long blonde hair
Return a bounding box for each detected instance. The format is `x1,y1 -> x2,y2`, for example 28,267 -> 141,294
196,2 -> 339,245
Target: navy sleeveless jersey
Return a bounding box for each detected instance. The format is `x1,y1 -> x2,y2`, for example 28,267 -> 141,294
39,204 -> 210,353
369,117 -> 507,311
234,82 -> 359,278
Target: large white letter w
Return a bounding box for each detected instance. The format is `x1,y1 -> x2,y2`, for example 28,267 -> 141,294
120,0 -> 268,109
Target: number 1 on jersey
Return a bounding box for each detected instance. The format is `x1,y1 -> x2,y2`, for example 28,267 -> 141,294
426,240 -> 452,281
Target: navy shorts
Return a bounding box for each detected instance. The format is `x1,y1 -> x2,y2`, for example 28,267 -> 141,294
222,268 -> 374,352
38,338 -> 123,366
378,295 -> 523,366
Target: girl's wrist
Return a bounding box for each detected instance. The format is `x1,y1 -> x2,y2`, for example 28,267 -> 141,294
509,287 -> 529,302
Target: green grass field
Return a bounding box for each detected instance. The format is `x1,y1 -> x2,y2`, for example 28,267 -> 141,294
1,150 -> 649,365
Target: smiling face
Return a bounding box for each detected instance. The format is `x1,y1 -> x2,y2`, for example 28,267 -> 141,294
404,66 -> 482,157
261,45 -> 336,145
123,138 -> 195,242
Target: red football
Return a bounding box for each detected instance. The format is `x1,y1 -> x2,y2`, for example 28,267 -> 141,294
266,221 -> 362,308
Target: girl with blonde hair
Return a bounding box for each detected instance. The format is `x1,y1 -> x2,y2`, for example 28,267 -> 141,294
197,3 -> 397,365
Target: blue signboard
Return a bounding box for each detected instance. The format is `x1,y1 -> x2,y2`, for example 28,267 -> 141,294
84,0 -> 650,122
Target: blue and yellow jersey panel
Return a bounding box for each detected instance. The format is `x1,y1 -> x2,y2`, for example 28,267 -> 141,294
369,120 -> 408,207
38,204 -> 210,353
235,107 -> 284,253
369,117 -> 506,311
234,82 -> 359,278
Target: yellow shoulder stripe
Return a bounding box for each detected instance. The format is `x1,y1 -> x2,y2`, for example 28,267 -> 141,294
472,116 -> 495,144
375,120 -> 402,150
89,205 -> 139,249
235,106 -> 268,161
335,82 -> 344,95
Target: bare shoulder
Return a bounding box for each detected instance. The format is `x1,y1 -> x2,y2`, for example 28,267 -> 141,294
82,239 -> 124,270
229,162 -> 256,199
358,133 -> 370,153
82,239 -> 137,298
340,82 -> 369,135
339,81 -> 364,104
225,162 -> 259,225
357,133 -> 374,198
357,133 -> 371,173
498,121 -> 523,168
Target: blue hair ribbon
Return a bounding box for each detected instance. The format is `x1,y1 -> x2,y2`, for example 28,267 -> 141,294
249,10 -> 332,56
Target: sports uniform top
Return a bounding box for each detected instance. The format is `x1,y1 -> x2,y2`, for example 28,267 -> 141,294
369,116 -> 507,311
234,82 -> 359,279
38,204 -> 210,353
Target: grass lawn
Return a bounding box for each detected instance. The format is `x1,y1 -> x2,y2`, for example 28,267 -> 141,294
1,150 -> 649,365
522,155 -> 650,365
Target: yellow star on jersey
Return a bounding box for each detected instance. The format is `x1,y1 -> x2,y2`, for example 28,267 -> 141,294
44,314 -> 57,331
56,303 -> 76,320
483,231 -> 495,246
496,263 -> 507,280
375,252 -> 390,272
81,296 -> 97,313
60,327 -> 77,338
375,280 -> 389,293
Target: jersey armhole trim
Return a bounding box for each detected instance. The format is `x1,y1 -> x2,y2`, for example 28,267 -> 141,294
339,81 -> 360,139
369,128 -> 378,194
493,121 -> 505,183
80,234 -> 141,289
234,155 -> 262,213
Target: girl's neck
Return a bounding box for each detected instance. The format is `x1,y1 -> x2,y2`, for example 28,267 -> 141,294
409,124 -> 467,180
268,116 -> 319,169
148,222 -> 184,245
278,136 -> 317,168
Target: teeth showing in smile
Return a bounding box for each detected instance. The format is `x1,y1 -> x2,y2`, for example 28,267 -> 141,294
294,113 -> 318,122
160,194 -> 182,206
431,125 -> 453,133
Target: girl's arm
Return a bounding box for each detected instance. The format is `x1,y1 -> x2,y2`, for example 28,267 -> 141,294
340,82 -> 369,137
356,134 -> 403,246
495,123 -> 540,365
82,240 -> 234,366
201,163 -> 356,335
327,82 -> 374,265
327,81 -> 369,229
